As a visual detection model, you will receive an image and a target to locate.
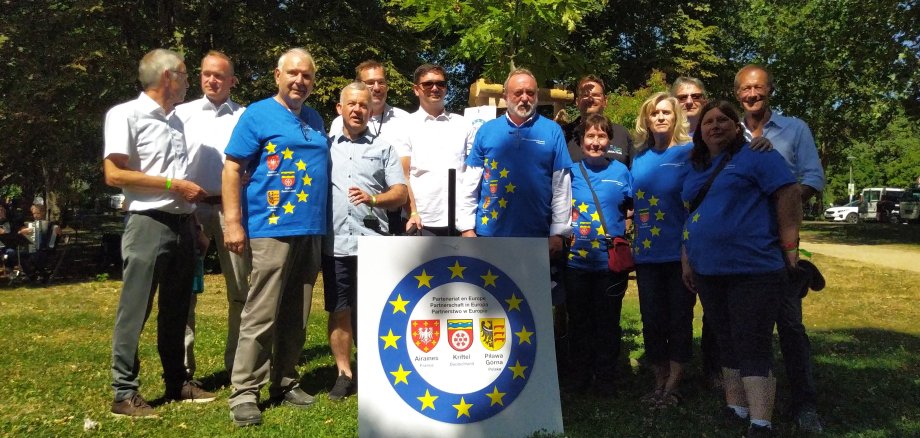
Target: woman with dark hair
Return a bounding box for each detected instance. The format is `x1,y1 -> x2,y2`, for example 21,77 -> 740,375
681,100 -> 801,436
630,92 -> 695,407
564,113 -> 633,395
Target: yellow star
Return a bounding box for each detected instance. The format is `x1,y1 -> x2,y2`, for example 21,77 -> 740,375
417,389 -> 438,411
389,294 -> 409,314
577,249 -> 588,258
490,210 -> 498,219
452,397 -> 473,418
649,195 -> 659,206
650,226 -> 661,236
655,210 -> 665,221
414,270 -> 433,288
683,200 -> 690,210
596,225 -> 605,236
693,212 -> 701,222
491,160 -> 498,170
268,214 -> 279,225
481,270 -> 499,288
590,211 -> 600,222
515,325 -> 534,344
509,360 -> 528,379
296,190 -> 308,202
282,147 -> 294,159
504,182 -> 516,193
380,329 -> 401,350
390,364 -> 412,385
302,173 -> 312,185
483,158 -> 489,167
265,141 -> 277,153
505,292 -> 523,311
636,189 -> 645,199
498,198 -> 508,208
499,168 -> 509,178
568,253 -> 574,260
683,228 -> 690,240
591,240 -> 601,248
486,386 -> 506,406
481,215 -> 489,225
643,238 -> 652,249
448,261 -> 466,279
283,201 -> 295,214
295,159 -> 307,171
578,202 -> 589,213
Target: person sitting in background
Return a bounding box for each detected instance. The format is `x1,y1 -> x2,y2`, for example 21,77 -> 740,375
0,204 -> 17,276
18,204 -> 61,282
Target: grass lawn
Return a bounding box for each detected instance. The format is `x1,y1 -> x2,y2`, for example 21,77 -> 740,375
1,251 -> 919,437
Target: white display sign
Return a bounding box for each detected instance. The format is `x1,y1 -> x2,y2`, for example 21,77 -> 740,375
357,236 -> 563,438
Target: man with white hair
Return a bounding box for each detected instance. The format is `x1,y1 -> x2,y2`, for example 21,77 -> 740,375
103,48 -> 210,417
222,47 -> 329,427
458,68 -> 573,246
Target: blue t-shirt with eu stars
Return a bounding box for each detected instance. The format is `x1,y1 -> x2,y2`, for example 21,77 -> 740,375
465,114 -> 572,237
224,97 -> 328,239
630,142 -> 692,264
567,160 -> 633,272
680,144 -> 796,275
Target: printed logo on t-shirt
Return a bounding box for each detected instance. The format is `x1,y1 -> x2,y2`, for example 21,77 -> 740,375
267,190 -> 280,207
267,154 -> 280,172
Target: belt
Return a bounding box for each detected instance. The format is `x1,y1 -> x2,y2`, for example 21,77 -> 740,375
201,196 -> 222,205
132,210 -> 192,227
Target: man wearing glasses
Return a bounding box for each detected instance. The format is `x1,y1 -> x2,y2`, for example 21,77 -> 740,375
222,47 -> 329,427
104,48 -> 209,417
735,64 -> 825,434
331,60 -> 410,233
323,82 -> 407,401
398,63 -> 472,236
562,75 -> 634,166
671,77 -> 708,135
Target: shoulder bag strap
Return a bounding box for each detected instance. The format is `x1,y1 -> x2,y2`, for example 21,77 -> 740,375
689,153 -> 732,214
578,161 -> 611,239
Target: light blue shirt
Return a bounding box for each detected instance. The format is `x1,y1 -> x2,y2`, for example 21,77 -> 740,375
326,130 -> 406,257
743,111 -> 825,192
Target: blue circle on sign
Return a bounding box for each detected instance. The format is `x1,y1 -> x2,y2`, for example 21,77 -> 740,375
377,256 -> 537,424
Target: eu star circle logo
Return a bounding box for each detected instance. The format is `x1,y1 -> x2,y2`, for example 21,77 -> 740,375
378,256 -> 537,423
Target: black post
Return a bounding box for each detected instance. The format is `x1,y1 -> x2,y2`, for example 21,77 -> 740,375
448,168 -> 456,236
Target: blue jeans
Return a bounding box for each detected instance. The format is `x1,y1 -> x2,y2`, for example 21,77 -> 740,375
636,262 -> 696,364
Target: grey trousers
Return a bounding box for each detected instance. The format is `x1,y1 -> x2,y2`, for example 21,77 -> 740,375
185,203 -> 252,377
111,212 -> 195,401
228,235 -> 319,407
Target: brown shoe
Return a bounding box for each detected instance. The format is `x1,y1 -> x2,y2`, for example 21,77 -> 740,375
168,380 -> 217,403
111,393 -> 157,418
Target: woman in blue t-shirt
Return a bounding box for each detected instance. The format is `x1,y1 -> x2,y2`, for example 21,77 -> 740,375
680,101 -> 801,435
564,114 -> 633,395
631,92 -> 695,407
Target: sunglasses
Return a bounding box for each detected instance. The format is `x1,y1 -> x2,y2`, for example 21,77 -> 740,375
676,93 -> 704,102
417,80 -> 447,90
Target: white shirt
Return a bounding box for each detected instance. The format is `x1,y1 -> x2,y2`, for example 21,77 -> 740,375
175,96 -> 245,195
399,109 -> 472,227
329,104 -> 410,149
103,93 -> 194,214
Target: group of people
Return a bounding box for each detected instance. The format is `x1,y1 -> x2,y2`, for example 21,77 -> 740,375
103,46 -> 825,435
0,203 -> 62,282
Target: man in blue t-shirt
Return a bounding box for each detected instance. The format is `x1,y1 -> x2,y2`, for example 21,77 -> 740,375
458,68 -> 573,245
222,48 -> 329,427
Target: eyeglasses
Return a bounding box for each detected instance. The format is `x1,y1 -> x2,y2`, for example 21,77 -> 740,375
170,69 -> 188,78
363,79 -> 387,88
418,80 -> 447,90
300,121 -> 318,143
676,93 -> 704,101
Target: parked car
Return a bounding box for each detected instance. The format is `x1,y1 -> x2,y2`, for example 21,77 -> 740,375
897,187 -> 920,223
858,187 -> 905,223
825,200 -> 861,223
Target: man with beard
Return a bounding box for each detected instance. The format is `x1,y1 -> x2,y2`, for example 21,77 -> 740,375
222,47 -> 329,427
457,68 -> 572,249
735,64 -> 825,434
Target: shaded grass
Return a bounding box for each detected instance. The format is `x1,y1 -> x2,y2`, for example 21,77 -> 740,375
1,252 -> 919,437
801,221 -> 920,249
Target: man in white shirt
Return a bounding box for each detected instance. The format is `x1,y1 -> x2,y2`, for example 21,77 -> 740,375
175,51 -> 251,384
103,48 -> 211,418
399,63 -> 471,235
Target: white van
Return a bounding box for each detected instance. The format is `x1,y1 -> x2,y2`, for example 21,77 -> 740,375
857,187 -> 904,223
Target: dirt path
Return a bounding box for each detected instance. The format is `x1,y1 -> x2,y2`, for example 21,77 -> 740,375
800,240 -> 920,273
